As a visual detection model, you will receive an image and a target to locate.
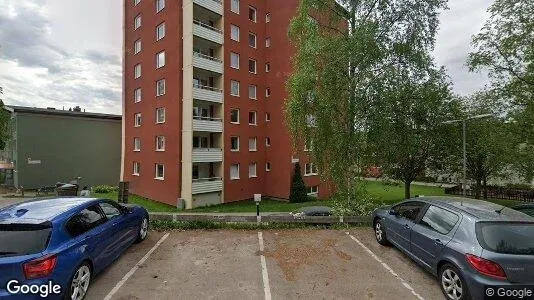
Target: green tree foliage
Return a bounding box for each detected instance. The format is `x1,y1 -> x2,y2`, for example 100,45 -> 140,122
289,163 -> 308,203
286,0 -> 447,204
0,87 -> 11,151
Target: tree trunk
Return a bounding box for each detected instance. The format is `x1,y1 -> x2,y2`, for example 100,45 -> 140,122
475,179 -> 482,199
404,181 -> 411,199
483,176 -> 488,199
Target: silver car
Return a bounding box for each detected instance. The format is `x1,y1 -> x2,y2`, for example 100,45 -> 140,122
372,197 -> 534,300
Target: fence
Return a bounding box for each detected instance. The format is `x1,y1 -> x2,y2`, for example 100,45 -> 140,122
445,185 -> 534,202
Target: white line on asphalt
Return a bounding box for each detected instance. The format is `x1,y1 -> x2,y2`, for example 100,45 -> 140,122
346,232 -> 425,300
258,232 -> 272,300
103,233 -> 170,300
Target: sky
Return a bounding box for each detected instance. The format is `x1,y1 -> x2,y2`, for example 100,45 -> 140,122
0,0 -> 493,115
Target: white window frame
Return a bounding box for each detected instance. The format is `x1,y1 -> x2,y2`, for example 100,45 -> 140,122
156,51 -> 165,69
156,107 -> 166,124
231,0 -> 240,14
248,32 -> 257,48
133,161 -> 140,176
133,137 -> 141,151
249,163 -> 257,178
230,52 -> 240,69
265,112 -> 271,122
230,136 -> 239,151
134,14 -> 142,30
248,85 -> 257,99
134,113 -> 142,127
230,164 -> 240,180
230,109 -> 240,124
307,186 -> 319,196
156,23 -> 165,41
134,0 -> 141,6
266,162 -> 271,172
265,37 -> 271,48
134,88 -> 142,103
249,137 -> 257,152
248,59 -> 257,74
156,136 -> 165,151
156,0 -> 165,13
248,6 -> 257,23
305,163 -> 318,176
134,39 -> 142,54
248,111 -> 257,125
230,25 -> 240,41
230,80 -> 240,96
265,88 -> 271,97
265,62 -> 271,72
265,137 -> 271,146
155,164 -> 165,180
304,140 -> 314,152
134,64 -> 141,79
156,79 -> 166,96
266,13 -> 271,23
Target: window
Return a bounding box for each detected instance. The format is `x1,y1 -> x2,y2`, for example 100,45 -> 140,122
134,39 -> 141,54
230,164 -> 240,180
266,13 -> 271,23
156,107 -> 165,123
249,137 -> 257,151
231,25 -> 240,41
155,164 -> 165,180
156,51 -> 165,68
192,164 -> 199,180
156,23 -> 165,41
230,109 -> 239,124
265,88 -> 271,97
249,163 -> 257,178
248,59 -> 257,74
420,206 -> 459,235
248,6 -> 257,22
304,139 -> 313,151
99,202 -> 122,219
134,113 -> 142,127
134,64 -> 141,78
248,32 -> 257,48
193,136 -> 208,148
134,14 -> 142,30
134,137 -> 141,151
156,0 -> 165,12
230,136 -> 239,151
248,111 -> 257,125
266,162 -> 271,171
306,114 -> 317,127
265,137 -> 271,146
248,85 -> 257,99
230,52 -> 240,69
231,0 -> 239,14
476,222 -> 534,255
134,0 -> 141,5
134,88 -> 142,103
156,136 -> 165,151
392,201 -> 427,222
156,79 -> 166,96
266,112 -> 271,121
265,37 -> 271,48
0,226 -> 52,256
133,161 -> 140,175
265,62 -> 271,72
230,80 -> 240,96
65,205 -> 106,237
307,186 -> 319,196
305,163 -> 318,176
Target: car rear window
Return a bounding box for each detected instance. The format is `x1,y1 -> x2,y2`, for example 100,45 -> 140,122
476,222 -> 534,255
0,224 -> 52,257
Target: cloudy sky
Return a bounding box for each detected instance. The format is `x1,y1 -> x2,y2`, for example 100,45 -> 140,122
0,0 -> 492,114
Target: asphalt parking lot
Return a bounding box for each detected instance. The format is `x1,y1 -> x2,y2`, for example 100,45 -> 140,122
87,228 -> 444,300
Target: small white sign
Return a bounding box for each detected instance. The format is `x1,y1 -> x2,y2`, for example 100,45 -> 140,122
254,194 -> 262,203
27,159 -> 41,165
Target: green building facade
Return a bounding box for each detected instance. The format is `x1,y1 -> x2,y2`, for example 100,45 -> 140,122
0,106 -> 122,189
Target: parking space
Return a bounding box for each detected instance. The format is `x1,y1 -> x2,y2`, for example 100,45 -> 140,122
88,229 -> 444,300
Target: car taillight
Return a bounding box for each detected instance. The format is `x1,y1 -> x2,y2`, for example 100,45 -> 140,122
23,255 -> 57,279
465,254 -> 507,280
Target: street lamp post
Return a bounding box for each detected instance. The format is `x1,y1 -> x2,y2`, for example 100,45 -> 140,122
443,114 -> 492,196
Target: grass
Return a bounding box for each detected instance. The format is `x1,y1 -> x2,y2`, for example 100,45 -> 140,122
150,220 -> 363,231
93,191 -> 178,213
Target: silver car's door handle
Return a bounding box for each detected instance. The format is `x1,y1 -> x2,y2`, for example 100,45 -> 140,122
403,224 -> 411,230
435,239 -> 444,245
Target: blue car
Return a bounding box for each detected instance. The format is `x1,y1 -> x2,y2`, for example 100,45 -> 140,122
372,197 -> 534,300
0,198 -> 149,300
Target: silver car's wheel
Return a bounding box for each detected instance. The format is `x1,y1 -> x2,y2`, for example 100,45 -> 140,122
440,265 -> 467,300
374,219 -> 389,245
70,264 -> 91,300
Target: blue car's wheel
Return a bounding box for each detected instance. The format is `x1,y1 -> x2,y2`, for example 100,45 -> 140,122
65,262 -> 91,300
136,216 -> 149,243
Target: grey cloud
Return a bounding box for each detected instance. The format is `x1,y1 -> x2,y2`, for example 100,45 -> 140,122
84,50 -> 121,66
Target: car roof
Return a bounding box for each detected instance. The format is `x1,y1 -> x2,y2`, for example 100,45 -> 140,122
415,196 -> 534,222
0,197 -> 100,224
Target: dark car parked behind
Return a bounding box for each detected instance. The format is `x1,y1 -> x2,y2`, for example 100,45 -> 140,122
512,203 -> 534,217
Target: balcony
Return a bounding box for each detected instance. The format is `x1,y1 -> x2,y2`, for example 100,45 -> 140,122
193,52 -> 223,74
193,116 -> 223,132
193,20 -> 223,44
193,83 -> 223,103
192,177 -> 223,194
192,148 -> 223,163
193,0 -> 223,15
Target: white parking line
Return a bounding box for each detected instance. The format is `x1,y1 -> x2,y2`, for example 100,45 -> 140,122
103,233 -> 170,300
258,232 -> 272,300
346,232 -> 425,300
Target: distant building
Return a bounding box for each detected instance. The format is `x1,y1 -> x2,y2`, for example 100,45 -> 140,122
0,106 -> 122,189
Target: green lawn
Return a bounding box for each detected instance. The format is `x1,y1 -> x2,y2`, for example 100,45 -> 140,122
94,191 -> 178,213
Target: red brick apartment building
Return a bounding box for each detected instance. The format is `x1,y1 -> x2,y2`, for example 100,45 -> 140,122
122,0 -> 332,208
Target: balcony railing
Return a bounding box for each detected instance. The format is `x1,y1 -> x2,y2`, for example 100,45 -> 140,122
193,83 -> 222,93
192,177 -> 222,183
192,148 -> 223,163
193,20 -> 223,44
193,115 -> 222,122
193,0 -> 223,15
192,177 -> 223,194
193,52 -> 222,63
193,20 -> 222,34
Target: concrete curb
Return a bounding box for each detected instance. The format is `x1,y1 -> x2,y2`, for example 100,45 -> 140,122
149,212 -> 372,225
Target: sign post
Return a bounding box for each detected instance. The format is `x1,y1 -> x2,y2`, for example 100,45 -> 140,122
254,194 -> 262,220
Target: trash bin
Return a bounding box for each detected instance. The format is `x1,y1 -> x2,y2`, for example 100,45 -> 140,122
57,184 -> 79,196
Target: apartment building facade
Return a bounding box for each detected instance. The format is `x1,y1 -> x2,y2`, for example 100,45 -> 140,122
123,0 -> 331,208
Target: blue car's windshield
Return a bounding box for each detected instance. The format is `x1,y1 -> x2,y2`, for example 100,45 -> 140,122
476,222 -> 534,255
0,224 -> 52,257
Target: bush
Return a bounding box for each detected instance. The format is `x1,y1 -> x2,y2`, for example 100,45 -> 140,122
289,163 -> 308,203
93,185 -> 119,194
331,180 -> 381,216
